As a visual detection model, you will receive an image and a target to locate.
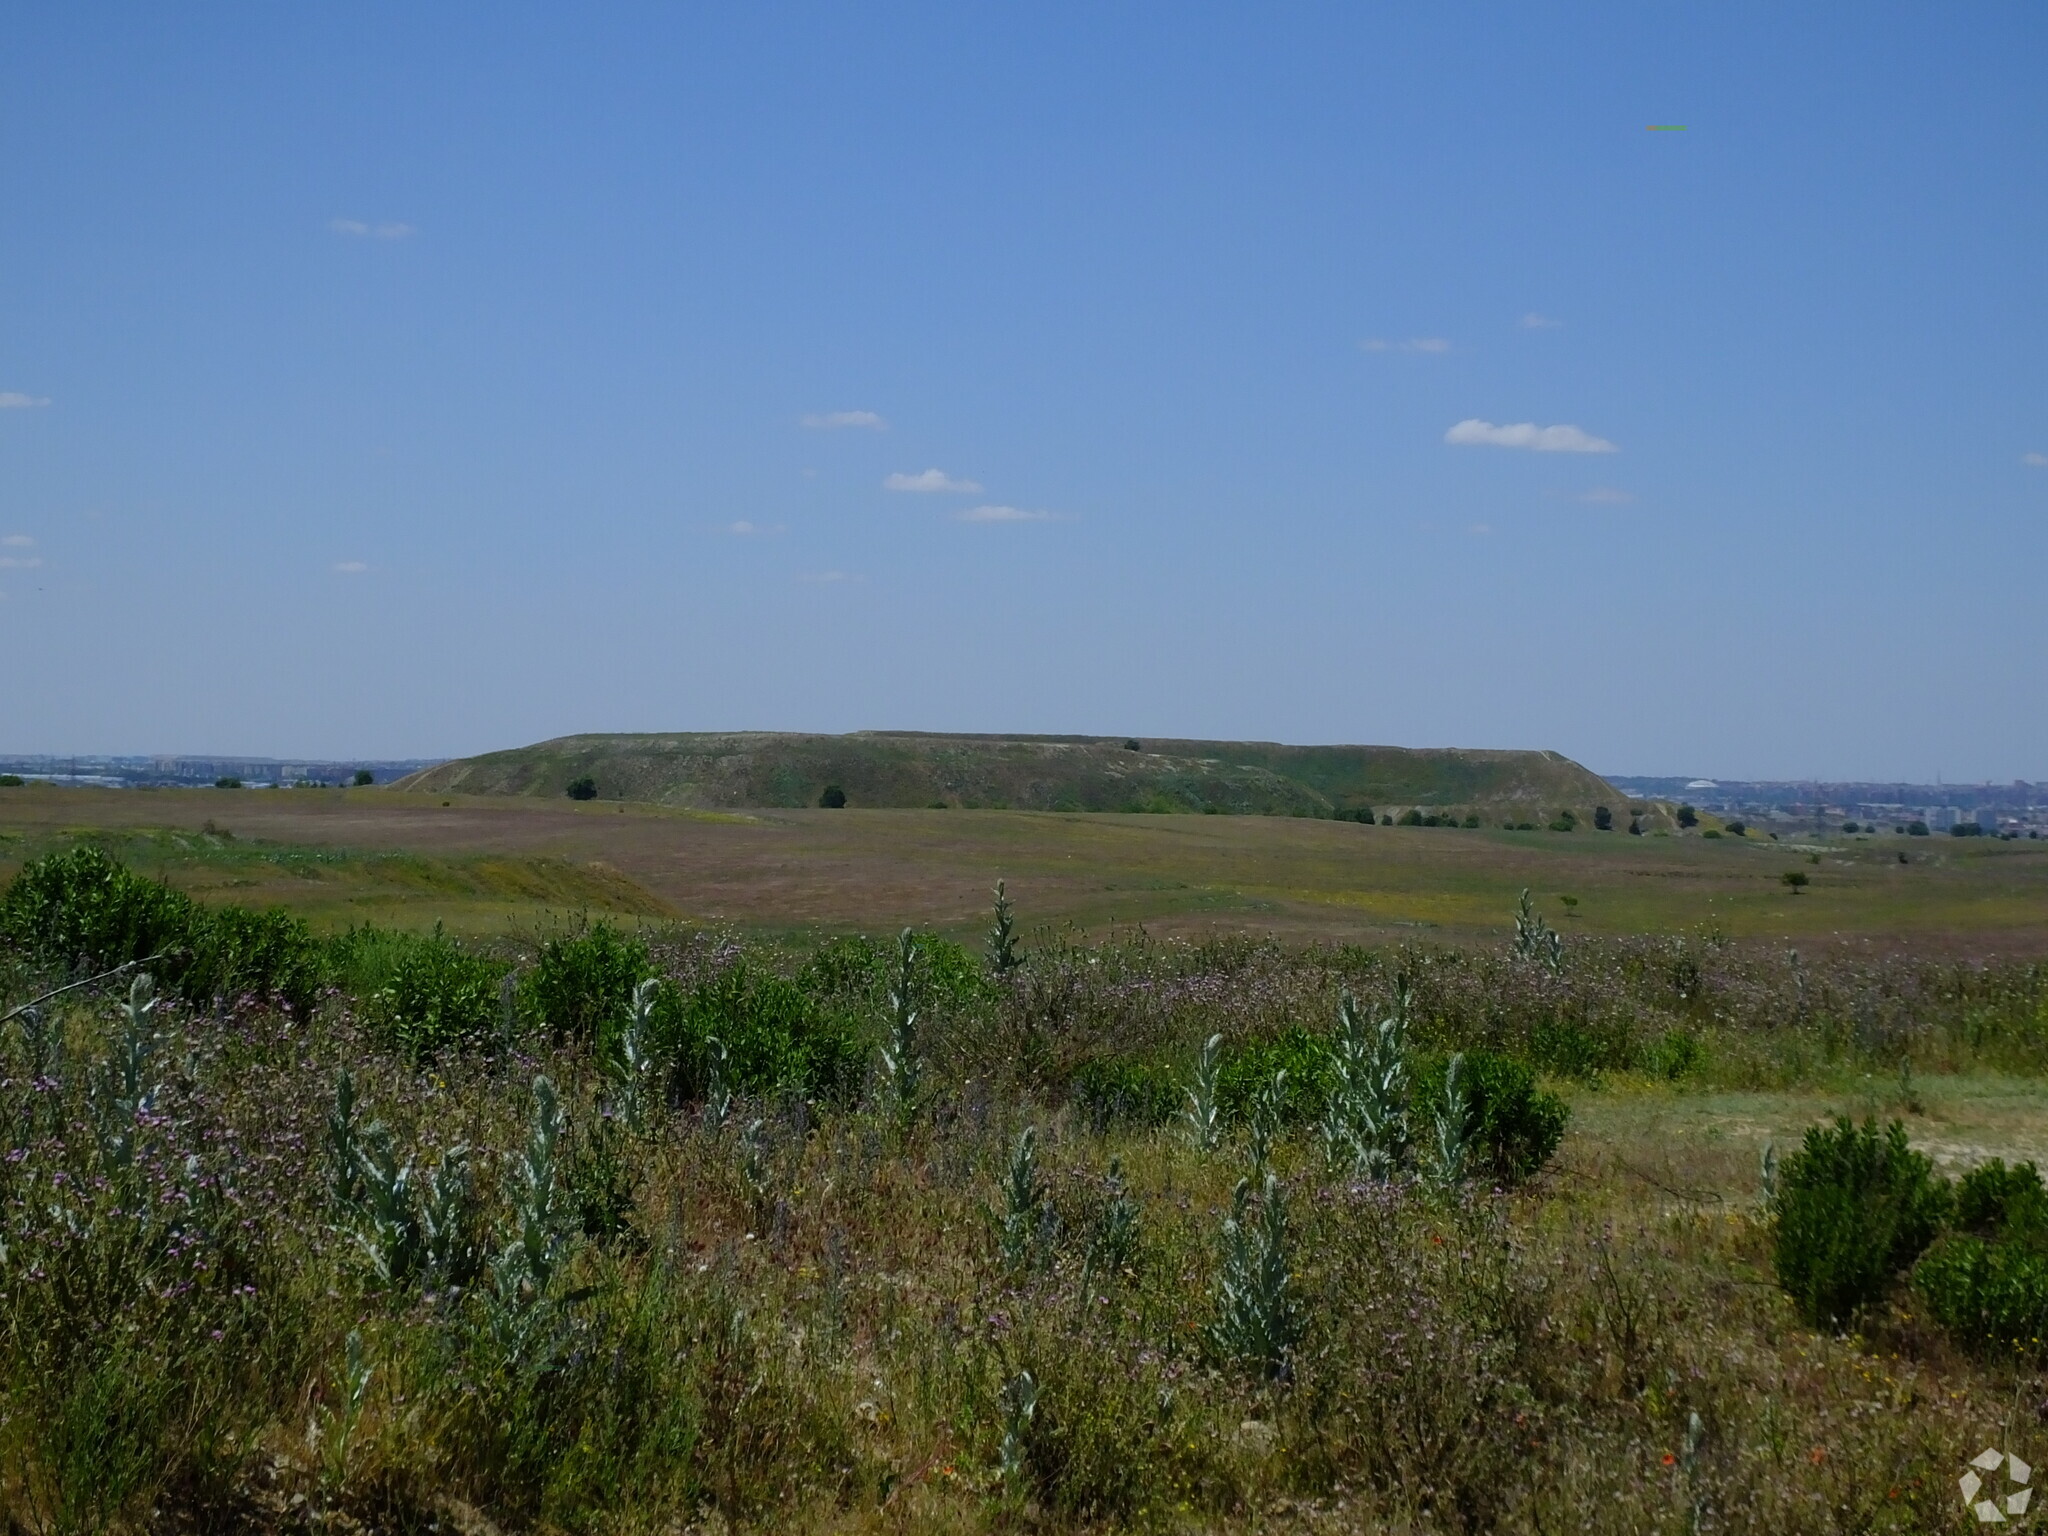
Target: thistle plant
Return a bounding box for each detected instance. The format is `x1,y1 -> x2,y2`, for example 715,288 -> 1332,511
328,1069 -> 364,1208
1184,1032 -> 1225,1153
1513,888 -> 1565,975
1088,1157 -> 1141,1275
1432,1052 -> 1474,1187
998,1368 -> 1038,1490
1207,1173 -> 1303,1381
1322,988 -> 1411,1179
703,1035 -> 734,1131
1247,1067 -> 1287,1175
311,1328 -> 375,1491
350,1122 -> 425,1286
607,977 -> 661,1132
997,1125 -> 1050,1272
495,1075 -> 569,1304
420,1144 -> 483,1290
89,972 -> 162,1173
875,928 -> 921,1123
988,880 -> 1025,976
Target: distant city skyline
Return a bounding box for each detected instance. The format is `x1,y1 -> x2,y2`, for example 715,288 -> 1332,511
3,6 -> 2042,778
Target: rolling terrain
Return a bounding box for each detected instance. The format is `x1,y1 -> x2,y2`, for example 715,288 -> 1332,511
1,782 -> 2041,952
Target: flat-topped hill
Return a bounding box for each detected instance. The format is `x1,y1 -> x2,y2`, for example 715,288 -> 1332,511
394,731 -> 1632,820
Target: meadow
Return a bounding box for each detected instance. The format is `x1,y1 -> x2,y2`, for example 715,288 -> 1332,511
1,783 -> 2043,951
3,789 -> 2048,1532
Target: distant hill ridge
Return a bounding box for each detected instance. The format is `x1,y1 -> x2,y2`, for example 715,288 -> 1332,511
395,731 -> 1631,819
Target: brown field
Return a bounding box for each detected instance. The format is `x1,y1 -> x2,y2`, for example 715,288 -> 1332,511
3,781 -> 2044,951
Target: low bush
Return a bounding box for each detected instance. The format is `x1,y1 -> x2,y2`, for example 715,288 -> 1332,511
1068,1055 -> 1179,1128
1411,1049 -> 1569,1184
522,922 -> 651,1044
1913,1160 -> 2048,1354
670,960 -> 866,1102
335,924 -> 509,1056
0,845 -> 325,1013
1217,1028 -> 1332,1126
1772,1116 -> 1949,1328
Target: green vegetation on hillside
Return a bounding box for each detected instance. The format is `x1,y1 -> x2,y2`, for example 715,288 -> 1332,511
395,729 -> 1642,822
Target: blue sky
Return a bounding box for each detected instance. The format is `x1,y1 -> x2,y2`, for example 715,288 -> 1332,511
2,4 -> 2042,779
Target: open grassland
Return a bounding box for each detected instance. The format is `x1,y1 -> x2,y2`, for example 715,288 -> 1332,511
5,841 -> 2048,1533
1,783 -> 2044,953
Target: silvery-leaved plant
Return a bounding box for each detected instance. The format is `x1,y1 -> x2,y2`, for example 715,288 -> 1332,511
875,928 -> 921,1124
1207,1173 -> 1303,1382
1184,1033 -> 1225,1153
1322,987 -> 1411,1179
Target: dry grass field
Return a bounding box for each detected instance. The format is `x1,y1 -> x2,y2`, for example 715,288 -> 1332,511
1,782 -> 2043,952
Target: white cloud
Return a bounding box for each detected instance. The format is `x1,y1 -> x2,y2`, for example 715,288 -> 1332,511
333,560 -> 369,574
0,392 -> 50,409
726,520 -> 785,535
801,410 -> 887,430
1519,313 -> 1563,329
1360,338 -> 1450,354
1468,522 -> 1492,536
797,569 -> 863,583
884,468 -> 983,494
2024,452 -> 2048,467
957,505 -> 1062,523
0,556 -> 43,569
1576,486 -> 1635,504
330,218 -> 414,240
1,535 -> 31,547
1445,418 -> 1618,453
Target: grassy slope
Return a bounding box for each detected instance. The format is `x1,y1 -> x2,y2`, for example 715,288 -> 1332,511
392,729 -> 1639,819
3,782 -> 2044,952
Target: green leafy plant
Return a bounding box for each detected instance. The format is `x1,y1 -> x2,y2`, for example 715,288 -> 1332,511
1913,1160 -> 2048,1353
818,784 -> 847,808
874,928 -> 922,1123
1322,987 -> 1410,1178
987,879 -> 1025,975
1412,1049 -> 1569,1185
1512,888 -> 1564,975
1207,1174 -> 1302,1381
1772,1116 -> 1949,1327
1183,1033 -> 1224,1152
342,925 -> 506,1057
1782,870 -> 1810,892
351,769 -> 375,786
565,776 -> 597,801
522,922 -> 650,1045
997,1125 -> 1052,1272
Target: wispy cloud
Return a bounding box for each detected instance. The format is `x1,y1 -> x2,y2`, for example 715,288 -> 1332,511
1576,486 -> 1635,504
332,561 -> 369,574
1,535 -> 32,547
1468,523 -> 1492,536
957,505 -> 1063,523
1519,313 -> 1563,329
0,392 -> 50,409
0,556 -> 43,569
797,569 -> 863,583
1360,337 -> 1451,354
885,468 -> 983,494
330,218 -> 414,240
1445,418 -> 1617,454
2025,452 -> 2048,468
726,520 -> 785,535
801,410 -> 887,431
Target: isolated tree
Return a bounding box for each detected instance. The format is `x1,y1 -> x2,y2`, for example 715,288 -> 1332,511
215,776 -> 243,790
1593,805 -> 1613,831
565,776 -> 598,802
1123,739 -> 1142,752
1676,804 -> 1699,828
353,769 -> 375,787
1781,871 -> 1810,892
818,784 -> 847,808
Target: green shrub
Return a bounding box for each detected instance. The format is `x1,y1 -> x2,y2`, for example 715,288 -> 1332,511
1772,1116 -> 1949,1328
1411,1049 -> 1568,1184
670,960 -> 866,1102
1915,1235 -> 2048,1353
183,903 -> 325,1016
0,845 -> 324,1012
1913,1160 -> 2048,1354
1068,1056 -> 1179,1128
522,922 -> 650,1044
1217,1028 -> 1331,1127
336,925 -> 508,1057
1397,809 -> 1423,826
352,769 -> 375,786
818,784 -> 847,808
1955,1158 -> 2048,1237
565,776 -> 598,801
0,773 -> 23,787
